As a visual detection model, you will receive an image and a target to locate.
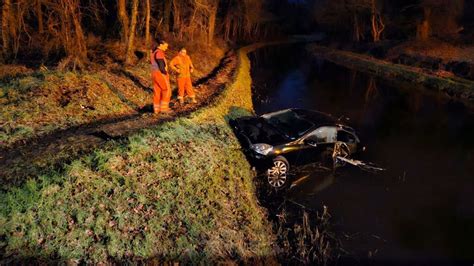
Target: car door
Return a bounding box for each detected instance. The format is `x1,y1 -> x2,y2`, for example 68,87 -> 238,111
296,126 -> 337,166
336,130 -> 358,154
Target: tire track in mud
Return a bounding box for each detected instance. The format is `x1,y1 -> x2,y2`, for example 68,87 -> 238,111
0,51 -> 237,189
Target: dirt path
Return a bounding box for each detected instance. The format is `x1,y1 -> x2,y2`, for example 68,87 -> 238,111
0,51 -> 237,189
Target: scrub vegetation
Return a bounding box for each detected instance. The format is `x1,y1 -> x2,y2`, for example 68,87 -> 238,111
0,45 -> 276,263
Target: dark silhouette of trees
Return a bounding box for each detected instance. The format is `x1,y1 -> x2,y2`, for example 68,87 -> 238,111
314,0 -> 470,43
417,0 -> 464,41
0,0 -> 471,66
314,0 -> 385,42
0,0 -> 267,66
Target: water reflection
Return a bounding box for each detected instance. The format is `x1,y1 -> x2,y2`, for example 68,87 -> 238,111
288,167 -> 335,197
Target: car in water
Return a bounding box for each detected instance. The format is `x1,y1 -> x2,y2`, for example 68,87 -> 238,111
230,108 -> 361,189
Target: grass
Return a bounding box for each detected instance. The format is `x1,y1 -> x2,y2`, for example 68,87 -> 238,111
0,44 -> 276,263
0,71 -> 137,147
274,206 -> 339,265
0,41 -> 226,149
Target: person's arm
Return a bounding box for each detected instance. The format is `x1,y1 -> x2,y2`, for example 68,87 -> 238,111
156,59 -> 167,75
169,57 -> 180,73
154,52 -> 168,75
189,57 -> 194,73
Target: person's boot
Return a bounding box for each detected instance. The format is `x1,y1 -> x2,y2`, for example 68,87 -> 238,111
190,97 -> 197,104
153,105 -> 160,115
178,97 -> 184,105
160,108 -> 173,116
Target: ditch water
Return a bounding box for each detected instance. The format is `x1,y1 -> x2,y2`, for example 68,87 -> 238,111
249,44 -> 474,265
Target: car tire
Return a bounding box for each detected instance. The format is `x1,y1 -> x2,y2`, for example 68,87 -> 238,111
267,156 -> 291,189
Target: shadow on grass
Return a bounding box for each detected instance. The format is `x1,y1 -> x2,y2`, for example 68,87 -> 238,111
0,53 -> 238,190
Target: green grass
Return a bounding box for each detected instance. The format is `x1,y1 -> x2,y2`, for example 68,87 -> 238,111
0,70 -> 138,147
0,45 -> 275,263
0,43 -> 226,149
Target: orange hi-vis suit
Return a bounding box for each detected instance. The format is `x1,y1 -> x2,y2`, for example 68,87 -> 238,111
169,53 -> 195,101
150,49 -> 171,113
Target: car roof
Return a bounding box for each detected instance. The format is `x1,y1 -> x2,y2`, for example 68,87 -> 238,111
260,109 -> 356,138
290,108 -> 337,128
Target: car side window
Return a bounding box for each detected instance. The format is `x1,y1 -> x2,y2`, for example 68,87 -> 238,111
306,127 -> 337,143
337,130 -> 356,143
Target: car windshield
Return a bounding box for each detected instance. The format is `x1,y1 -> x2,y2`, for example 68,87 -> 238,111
262,110 -> 314,139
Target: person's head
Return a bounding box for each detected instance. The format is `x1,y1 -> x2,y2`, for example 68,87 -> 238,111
156,39 -> 168,51
179,47 -> 187,56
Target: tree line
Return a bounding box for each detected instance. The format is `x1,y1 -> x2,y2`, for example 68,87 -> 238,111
0,0 -> 267,67
314,0 -> 470,43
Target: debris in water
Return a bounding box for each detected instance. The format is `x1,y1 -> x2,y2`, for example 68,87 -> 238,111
336,156 -> 385,173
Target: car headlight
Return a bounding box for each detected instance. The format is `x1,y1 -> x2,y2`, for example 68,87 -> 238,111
251,143 -> 273,156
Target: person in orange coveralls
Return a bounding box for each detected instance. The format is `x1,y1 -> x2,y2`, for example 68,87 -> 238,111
150,40 -> 172,114
169,47 -> 197,104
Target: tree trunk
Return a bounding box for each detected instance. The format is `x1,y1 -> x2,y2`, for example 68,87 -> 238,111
370,0 -> 384,42
125,0 -> 139,65
163,0 -> 171,32
70,3 -> 87,61
36,0 -> 44,33
145,0 -> 150,47
353,13 -> 361,42
9,0 -> 20,57
2,0 -> 11,57
417,7 -> 431,41
172,0 -> 181,36
118,0 -> 129,43
207,2 -> 218,45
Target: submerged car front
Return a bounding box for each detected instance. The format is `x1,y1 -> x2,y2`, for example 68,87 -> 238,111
229,116 -> 290,166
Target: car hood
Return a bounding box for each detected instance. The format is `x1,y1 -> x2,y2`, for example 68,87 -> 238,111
231,116 -> 288,146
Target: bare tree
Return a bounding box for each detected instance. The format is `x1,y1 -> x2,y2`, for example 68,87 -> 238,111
1,0 -> 11,58
117,0 -> 129,43
163,0 -> 172,33
315,0 -> 385,42
207,0 -> 218,44
145,0 -> 150,47
417,4 -> 431,41
125,0 -> 139,64
370,0 -> 384,42
36,0 -> 44,33
222,0 -> 264,41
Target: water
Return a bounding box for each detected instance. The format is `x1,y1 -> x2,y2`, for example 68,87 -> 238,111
249,44 -> 474,264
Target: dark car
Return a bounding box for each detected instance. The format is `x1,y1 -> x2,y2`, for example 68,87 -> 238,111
230,108 -> 361,188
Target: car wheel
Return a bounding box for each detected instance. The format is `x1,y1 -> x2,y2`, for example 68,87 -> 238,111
267,156 -> 290,189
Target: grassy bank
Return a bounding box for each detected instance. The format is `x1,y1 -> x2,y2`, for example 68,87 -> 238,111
307,44 -> 474,101
0,43 -> 225,149
0,44 -> 275,263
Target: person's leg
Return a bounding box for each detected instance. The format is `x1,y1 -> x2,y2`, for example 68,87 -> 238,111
177,77 -> 186,104
185,77 -> 196,103
160,75 -> 172,112
152,72 -> 161,114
